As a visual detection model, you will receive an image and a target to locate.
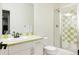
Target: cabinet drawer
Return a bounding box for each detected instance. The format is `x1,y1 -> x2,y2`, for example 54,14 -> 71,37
9,43 -> 31,51
9,48 -> 31,55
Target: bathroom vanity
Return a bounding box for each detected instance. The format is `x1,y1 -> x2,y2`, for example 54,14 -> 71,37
0,35 -> 44,55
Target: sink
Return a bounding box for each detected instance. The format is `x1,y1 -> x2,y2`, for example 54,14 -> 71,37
1,36 -> 28,42
19,36 -> 28,39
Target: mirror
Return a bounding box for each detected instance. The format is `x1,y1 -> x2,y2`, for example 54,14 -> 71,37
2,10 -> 10,34
0,3 -> 34,35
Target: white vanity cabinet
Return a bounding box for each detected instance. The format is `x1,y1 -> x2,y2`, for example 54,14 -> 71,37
8,39 -> 43,55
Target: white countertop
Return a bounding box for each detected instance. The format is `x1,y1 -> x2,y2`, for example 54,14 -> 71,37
0,35 -> 43,46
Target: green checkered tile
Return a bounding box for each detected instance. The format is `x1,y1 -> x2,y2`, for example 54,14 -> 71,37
62,17 -> 77,44
62,27 -> 77,43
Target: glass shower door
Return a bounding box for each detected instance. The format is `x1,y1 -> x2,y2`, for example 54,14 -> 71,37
60,5 -> 77,52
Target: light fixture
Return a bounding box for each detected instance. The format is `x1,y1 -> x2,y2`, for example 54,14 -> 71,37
64,13 -> 72,16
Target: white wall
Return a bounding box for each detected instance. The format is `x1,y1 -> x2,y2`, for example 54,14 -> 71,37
0,4 -> 2,34
1,3 -> 34,33
34,4 -> 54,45
53,4 -> 61,47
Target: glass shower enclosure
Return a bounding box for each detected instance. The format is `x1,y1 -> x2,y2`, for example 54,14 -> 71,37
54,4 -> 78,54
60,5 -> 77,53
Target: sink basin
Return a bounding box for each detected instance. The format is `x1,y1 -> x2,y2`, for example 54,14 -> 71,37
19,36 -> 28,39
1,36 -> 29,42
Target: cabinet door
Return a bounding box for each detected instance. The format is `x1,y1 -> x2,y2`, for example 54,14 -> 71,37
33,40 -> 43,55
9,43 -> 32,55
